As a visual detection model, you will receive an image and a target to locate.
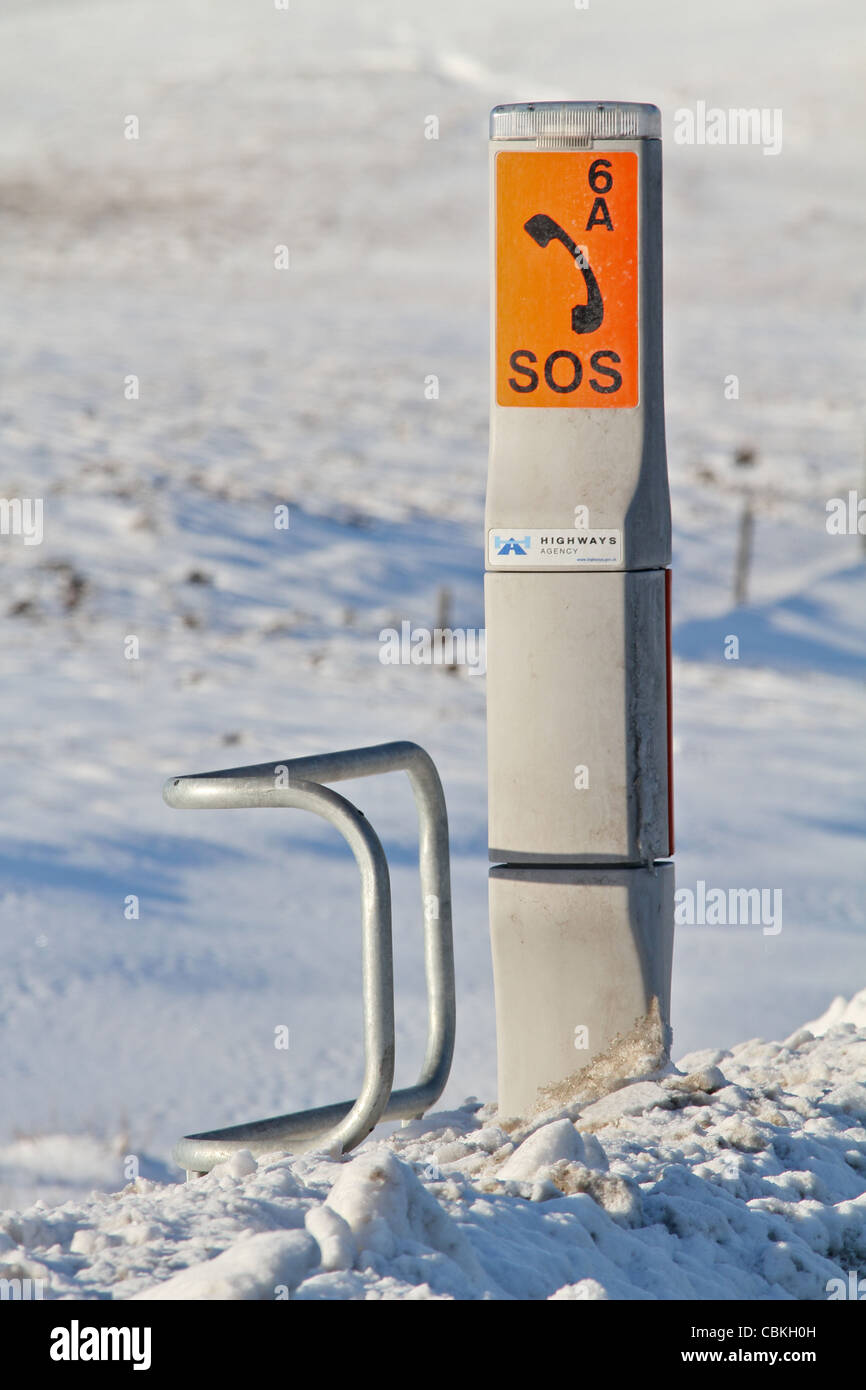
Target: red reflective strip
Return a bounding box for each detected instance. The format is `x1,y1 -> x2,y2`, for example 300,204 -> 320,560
665,567 -> 674,856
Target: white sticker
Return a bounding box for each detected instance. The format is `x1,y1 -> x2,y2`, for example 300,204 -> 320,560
488,528 -> 622,567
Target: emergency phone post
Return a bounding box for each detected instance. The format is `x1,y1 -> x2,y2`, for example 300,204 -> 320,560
485,102 -> 674,1115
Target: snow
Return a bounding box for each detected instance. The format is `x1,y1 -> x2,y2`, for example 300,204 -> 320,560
497,1119 -> 589,1180
132,1230 -> 319,1301
0,0 -> 863,1298
806,989 -> 866,1037
1,1006 -> 864,1300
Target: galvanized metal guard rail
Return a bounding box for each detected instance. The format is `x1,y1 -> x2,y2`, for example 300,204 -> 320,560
163,741 -> 456,1175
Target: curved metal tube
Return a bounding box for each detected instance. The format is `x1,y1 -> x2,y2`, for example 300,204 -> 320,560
164,741 -> 455,1173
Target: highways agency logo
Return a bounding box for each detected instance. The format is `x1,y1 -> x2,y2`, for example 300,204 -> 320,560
494,535 -> 531,556
488,527 -> 622,567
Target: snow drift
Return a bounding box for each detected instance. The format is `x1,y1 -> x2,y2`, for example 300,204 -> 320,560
2,995 -> 864,1301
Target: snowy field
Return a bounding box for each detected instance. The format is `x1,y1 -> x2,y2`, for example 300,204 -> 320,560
0,0 -> 863,1299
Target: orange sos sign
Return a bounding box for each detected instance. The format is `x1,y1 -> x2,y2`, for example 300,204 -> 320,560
496,151 -> 639,408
